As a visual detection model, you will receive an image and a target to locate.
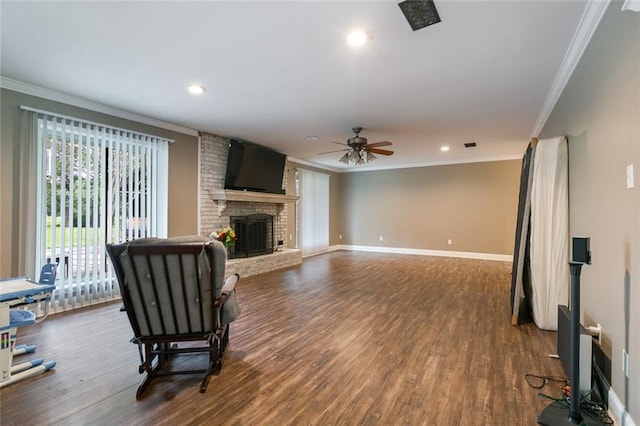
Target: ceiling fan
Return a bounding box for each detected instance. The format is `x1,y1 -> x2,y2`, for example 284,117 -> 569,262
319,127 -> 394,165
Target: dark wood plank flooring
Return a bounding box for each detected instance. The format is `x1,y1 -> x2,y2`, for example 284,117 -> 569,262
0,251 -> 565,425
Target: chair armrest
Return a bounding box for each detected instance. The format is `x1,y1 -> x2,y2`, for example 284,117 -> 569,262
214,273 -> 240,307
221,273 -> 240,295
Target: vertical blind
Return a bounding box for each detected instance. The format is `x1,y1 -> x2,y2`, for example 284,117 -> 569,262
22,107 -> 170,311
297,168 -> 329,256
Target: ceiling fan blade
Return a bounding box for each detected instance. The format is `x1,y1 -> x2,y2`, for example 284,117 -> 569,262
332,141 -> 349,146
367,141 -> 392,148
368,148 -> 394,156
318,148 -> 350,155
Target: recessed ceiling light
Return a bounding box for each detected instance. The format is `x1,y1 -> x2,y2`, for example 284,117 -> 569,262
347,30 -> 367,47
188,84 -> 206,95
306,136 -> 319,142
440,146 -> 450,152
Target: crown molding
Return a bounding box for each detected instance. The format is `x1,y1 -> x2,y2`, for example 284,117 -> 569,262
286,156 -> 341,173
337,154 -> 524,173
622,0 -> 640,12
530,0 -> 612,138
0,76 -> 198,137
289,154 -> 523,174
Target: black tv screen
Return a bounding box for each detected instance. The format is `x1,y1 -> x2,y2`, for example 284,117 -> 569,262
224,140 -> 286,194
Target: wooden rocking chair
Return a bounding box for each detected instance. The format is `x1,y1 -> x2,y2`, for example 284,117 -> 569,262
106,237 -> 240,399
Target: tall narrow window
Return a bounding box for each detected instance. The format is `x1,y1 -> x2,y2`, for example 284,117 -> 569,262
24,107 -> 170,310
297,168 -> 329,256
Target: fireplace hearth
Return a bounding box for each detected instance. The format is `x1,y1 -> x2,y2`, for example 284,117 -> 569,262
229,214 -> 274,259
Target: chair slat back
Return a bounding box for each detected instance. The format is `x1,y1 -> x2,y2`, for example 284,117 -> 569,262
107,240 -> 221,339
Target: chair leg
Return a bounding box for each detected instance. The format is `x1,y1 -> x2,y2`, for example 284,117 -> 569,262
135,335 -> 228,397
199,366 -> 213,393
136,344 -> 162,400
138,342 -> 154,374
157,342 -> 174,368
212,326 -> 228,375
136,363 -> 161,400
200,337 -> 220,393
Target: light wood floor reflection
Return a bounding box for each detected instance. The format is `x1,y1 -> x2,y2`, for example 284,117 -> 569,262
0,251 -> 564,425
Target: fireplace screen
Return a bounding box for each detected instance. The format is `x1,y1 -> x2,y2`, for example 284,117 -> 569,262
229,214 -> 274,259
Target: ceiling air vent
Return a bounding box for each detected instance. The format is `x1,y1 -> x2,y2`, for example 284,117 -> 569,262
464,142 -> 477,148
398,0 -> 441,31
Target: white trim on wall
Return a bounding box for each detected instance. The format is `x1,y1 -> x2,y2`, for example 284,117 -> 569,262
608,388 -> 637,426
328,244 -> 513,262
0,76 -> 198,137
530,0 -> 612,138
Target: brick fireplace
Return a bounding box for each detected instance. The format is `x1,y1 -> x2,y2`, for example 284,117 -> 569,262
199,132 -> 302,277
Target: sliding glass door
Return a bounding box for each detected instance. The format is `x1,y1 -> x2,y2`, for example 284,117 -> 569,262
28,109 -> 169,310
297,168 -> 329,256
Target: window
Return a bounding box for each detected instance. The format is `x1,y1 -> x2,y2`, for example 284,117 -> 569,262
24,108 -> 170,310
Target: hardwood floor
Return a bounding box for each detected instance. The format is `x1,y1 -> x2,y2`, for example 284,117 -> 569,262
0,251 -> 566,425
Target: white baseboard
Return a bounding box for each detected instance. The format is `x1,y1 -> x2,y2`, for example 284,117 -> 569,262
608,388 -> 637,426
328,244 -> 513,262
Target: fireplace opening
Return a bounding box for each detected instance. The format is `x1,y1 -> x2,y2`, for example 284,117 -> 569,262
229,214 -> 274,259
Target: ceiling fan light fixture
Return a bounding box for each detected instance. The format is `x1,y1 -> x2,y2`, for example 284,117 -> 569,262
331,127 -> 394,166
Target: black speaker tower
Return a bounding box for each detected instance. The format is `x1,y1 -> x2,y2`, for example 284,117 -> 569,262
537,238 -> 602,425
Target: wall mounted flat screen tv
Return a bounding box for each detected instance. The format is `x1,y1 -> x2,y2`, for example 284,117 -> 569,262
224,139 -> 286,194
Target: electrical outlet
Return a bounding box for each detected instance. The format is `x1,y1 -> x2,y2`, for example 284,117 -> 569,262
339,234 -> 342,240
289,235 -> 293,241
447,239 -> 452,245
622,349 -> 629,378
627,164 -> 634,189
379,236 -> 384,242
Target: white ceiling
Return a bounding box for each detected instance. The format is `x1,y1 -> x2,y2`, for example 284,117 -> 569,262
1,1 -> 590,171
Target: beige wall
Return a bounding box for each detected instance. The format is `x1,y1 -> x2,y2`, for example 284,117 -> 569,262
286,159 -> 520,256
0,88 -> 199,278
337,160 -> 521,254
539,4 -> 639,417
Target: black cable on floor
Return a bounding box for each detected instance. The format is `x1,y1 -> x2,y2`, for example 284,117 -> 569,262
525,373 -> 568,389
526,373 -> 614,425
